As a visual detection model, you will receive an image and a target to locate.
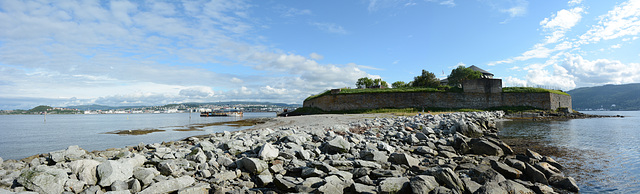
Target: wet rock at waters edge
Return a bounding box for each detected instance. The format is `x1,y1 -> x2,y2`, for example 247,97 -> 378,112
551,176 -> 579,192
17,165 -> 69,194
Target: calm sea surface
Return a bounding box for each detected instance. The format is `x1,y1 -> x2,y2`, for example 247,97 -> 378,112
0,112 -> 275,160
498,111 -> 640,193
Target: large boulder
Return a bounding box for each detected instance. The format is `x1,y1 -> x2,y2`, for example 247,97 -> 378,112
409,175 -> 439,194
470,138 -> 504,156
324,136 -> 351,154
239,157 -> 268,174
138,176 -> 195,194
134,167 -> 161,186
378,177 -> 410,194
49,145 -> 87,163
17,165 -> 69,194
97,155 -> 145,187
524,163 -> 548,185
433,167 -> 465,193
388,153 -> 420,167
69,159 -> 101,185
490,160 -> 522,179
259,143 -> 279,161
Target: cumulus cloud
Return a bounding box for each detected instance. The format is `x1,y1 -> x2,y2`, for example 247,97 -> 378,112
540,7 -> 584,30
0,0 -> 378,108
561,53 -> 640,86
179,87 -> 215,98
579,0 -> 640,44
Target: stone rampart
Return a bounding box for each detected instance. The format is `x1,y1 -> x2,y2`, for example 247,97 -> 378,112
303,91 -> 572,111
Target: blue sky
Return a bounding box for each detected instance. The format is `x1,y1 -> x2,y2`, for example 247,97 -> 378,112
1,0 -> 639,109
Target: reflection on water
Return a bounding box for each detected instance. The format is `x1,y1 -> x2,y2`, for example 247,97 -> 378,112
498,111 -> 640,193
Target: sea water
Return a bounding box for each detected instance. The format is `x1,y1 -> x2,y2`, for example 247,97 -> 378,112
0,112 -> 275,160
498,111 -> 640,193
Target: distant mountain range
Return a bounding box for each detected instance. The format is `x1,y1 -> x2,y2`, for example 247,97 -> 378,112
567,83 -> 640,111
65,101 -> 302,111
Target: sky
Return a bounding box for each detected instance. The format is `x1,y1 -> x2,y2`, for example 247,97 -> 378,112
1,0 -> 639,110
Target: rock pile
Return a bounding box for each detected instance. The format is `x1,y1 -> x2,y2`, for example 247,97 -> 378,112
0,111 -> 579,193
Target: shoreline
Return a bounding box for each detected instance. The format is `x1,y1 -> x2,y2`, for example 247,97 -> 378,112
1,112 -> 581,193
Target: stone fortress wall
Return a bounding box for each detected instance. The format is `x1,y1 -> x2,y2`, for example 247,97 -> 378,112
303,79 -> 572,111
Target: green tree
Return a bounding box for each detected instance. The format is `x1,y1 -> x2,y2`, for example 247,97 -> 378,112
357,77 -> 388,88
356,77 -> 374,88
391,81 -> 410,88
411,70 -> 440,88
447,66 -> 483,87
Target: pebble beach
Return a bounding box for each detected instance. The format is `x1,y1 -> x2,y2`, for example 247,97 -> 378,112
0,112 -> 579,193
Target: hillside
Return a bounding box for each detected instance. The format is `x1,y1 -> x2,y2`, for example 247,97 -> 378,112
567,83 -> 640,111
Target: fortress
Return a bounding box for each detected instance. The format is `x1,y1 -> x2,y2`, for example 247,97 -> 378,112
303,78 -> 572,111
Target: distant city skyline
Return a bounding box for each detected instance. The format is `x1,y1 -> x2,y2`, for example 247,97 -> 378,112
1,0 -> 639,109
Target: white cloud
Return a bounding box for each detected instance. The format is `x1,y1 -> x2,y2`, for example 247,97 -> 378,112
440,0 -> 456,7
278,6 -> 312,17
568,0 -> 582,6
561,53 -> 640,86
611,44 -> 622,49
310,52 -> 324,60
540,7 -> 584,30
311,22 -> 348,34
179,87 -> 215,98
579,0 -> 640,44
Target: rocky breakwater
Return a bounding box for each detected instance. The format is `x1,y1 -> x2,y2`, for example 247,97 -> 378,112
0,111 -> 579,193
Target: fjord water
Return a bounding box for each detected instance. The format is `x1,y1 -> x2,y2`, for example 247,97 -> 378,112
498,111 -> 640,193
0,112 -> 275,160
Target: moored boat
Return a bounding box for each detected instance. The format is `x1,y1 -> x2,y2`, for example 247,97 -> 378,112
200,111 -> 243,117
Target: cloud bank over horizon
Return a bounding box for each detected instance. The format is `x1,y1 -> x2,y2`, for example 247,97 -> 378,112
1,0 -> 639,109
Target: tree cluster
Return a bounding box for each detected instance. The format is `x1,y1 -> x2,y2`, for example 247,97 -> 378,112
355,65 -> 483,89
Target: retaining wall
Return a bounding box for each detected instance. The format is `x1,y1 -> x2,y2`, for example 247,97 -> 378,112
303,92 -> 572,111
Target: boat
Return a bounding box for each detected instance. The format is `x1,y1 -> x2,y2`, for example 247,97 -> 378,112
200,111 -> 243,117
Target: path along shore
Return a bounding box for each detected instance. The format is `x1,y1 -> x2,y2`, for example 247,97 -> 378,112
0,112 -> 580,193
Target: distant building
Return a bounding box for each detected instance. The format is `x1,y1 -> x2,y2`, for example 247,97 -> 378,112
468,65 -> 494,78
440,65 -> 493,85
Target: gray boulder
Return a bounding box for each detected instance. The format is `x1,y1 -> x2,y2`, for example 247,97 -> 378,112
239,157 -> 268,174
433,167 -> 464,193
259,143 -> 279,161
352,183 -> 376,194
470,139 -> 504,156
360,150 -> 388,163
490,160 -> 522,179
526,149 -> 543,161
133,167 -> 160,186
49,145 -> 87,163
354,160 -> 382,169
274,176 -> 296,192
325,136 -> 351,154
138,176 -> 195,194
17,165 -> 69,194
97,155 -> 145,187
378,177 -> 410,194
196,141 -> 215,152
468,164 -> 506,185
177,183 -> 210,194
524,163 -> 548,185
110,180 -> 128,191
499,180 -> 535,194
69,159 -> 101,185
409,175 -> 439,194
64,178 -> 86,193
474,181 -> 507,194
551,177 -> 579,192
388,153 -> 419,167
